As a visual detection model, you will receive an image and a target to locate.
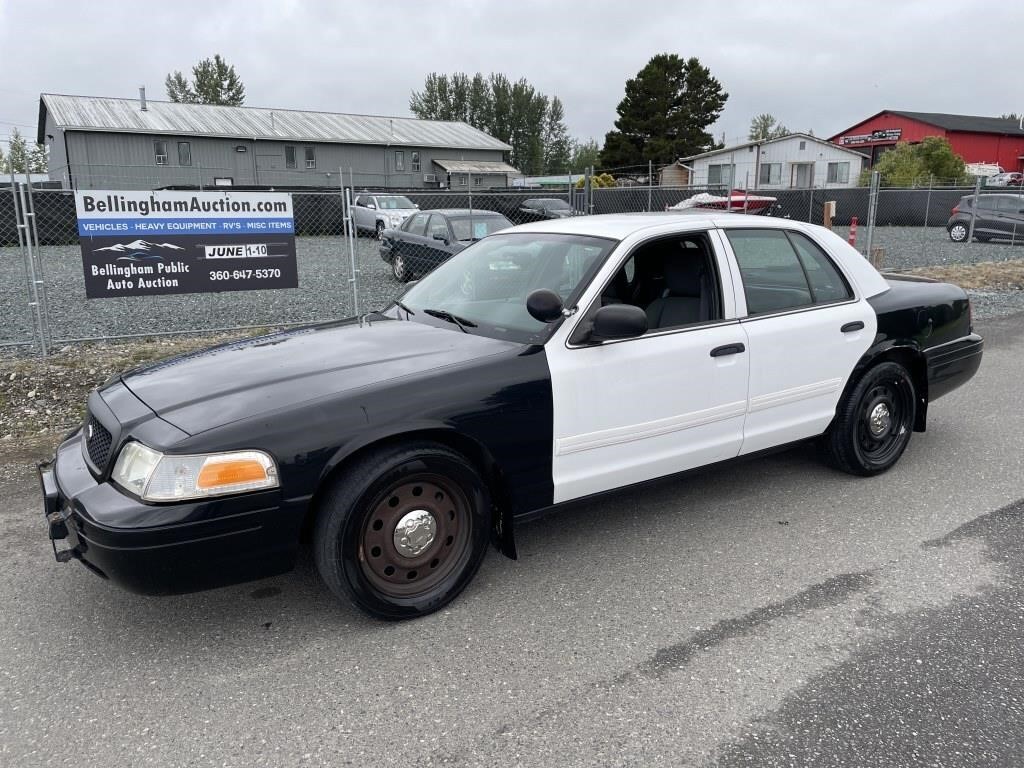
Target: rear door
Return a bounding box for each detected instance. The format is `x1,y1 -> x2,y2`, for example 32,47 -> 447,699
720,226 -> 876,454
995,195 -> 1024,239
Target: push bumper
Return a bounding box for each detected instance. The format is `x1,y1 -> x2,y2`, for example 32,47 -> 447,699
38,431 -> 306,595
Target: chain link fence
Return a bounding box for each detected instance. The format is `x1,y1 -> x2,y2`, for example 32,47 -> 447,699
3,166 -> 1022,355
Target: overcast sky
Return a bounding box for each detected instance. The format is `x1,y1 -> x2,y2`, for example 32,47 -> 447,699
2,0 -> 1022,153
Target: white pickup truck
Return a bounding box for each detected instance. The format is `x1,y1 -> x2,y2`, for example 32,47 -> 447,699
350,194 -> 419,238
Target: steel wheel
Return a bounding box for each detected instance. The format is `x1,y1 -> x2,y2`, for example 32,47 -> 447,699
313,442 -> 490,619
854,380 -> 913,467
822,361 -> 917,476
949,223 -> 968,242
358,475 -> 471,598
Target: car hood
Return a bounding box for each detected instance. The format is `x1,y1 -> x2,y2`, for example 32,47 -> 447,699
119,318 -> 518,435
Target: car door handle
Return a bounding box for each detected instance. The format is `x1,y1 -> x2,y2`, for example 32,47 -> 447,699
710,343 -> 745,357
841,321 -> 865,333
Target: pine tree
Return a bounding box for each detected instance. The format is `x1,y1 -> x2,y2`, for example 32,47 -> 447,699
5,128 -> 30,173
748,113 -> 790,141
543,97 -> 573,175
166,55 -> 245,106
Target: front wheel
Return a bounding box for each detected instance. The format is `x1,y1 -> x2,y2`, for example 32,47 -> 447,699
375,221 -> 386,240
313,443 -> 491,620
822,361 -> 916,476
392,252 -> 409,282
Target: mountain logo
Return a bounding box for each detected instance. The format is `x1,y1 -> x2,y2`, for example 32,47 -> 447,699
94,239 -> 185,262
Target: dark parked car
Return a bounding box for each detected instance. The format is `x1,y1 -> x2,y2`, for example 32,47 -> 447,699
39,214 -> 982,620
515,198 -> 575,223
379,209 -> 512,281
947,193 -> 1024,243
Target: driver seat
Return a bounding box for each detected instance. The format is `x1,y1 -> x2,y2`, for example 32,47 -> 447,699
645,255 -> 711,329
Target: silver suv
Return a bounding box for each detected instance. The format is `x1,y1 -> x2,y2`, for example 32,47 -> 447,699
350,194 -> 419,238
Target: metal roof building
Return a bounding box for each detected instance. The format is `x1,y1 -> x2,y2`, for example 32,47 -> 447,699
38,91 -> 518,190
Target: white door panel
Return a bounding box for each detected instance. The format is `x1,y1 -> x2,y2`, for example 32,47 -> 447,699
739,300 -> 875,454
548,323 -> 749,503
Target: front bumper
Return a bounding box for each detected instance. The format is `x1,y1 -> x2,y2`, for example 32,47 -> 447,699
38,431 -> 306,595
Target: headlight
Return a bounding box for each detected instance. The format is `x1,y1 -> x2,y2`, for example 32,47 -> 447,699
112,442 -> 279,501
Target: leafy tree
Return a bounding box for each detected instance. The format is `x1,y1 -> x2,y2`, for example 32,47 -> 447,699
575,172 -> 616,189
165,54 -> 245,106
600,53 -> 727,169
862,136 -> 967,186
748,113 -> 790,141
1001,112 -> 1020,121
570,138 -> 601,171
1,128 -> 48,173
410,71 -> 571,176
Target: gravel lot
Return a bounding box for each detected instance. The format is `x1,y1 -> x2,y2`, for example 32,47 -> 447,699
2,225 -> 1023,348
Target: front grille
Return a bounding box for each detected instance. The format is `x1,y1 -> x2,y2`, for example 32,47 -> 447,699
85,414 -> 113,470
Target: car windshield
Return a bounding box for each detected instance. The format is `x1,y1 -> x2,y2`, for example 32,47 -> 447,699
448,215 -> 512,242
398,232 -> 615,343
377,196 -> 416,210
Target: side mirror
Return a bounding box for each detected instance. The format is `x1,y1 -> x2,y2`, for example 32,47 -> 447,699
526,289 -> 563,323
588,304 -> 647,342
432,233 -> 449,243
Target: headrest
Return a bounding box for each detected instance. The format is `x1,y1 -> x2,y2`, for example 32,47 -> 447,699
664,257 -> 703,297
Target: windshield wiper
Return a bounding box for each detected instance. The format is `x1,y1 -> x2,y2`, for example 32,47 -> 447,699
392,299 -> 415,317
423,308 -> 477,333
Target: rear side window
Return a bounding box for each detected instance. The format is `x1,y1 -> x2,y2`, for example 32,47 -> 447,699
726,229 -> 851,315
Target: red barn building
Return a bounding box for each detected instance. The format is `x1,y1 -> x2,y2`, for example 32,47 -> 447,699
829,110 -> 1024,171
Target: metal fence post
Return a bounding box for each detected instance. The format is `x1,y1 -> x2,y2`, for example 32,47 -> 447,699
23,174 -> 53,350
920,174 -> 933,260
967,175 -> 983,242
864,171 -> 880,258
343,186 -> 359,316
16,183 -> 48,356
807,185 -> 814,222
647,160 -> 652,212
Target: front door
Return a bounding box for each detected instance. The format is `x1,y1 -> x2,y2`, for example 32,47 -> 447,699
546,230 -> 750,503
791,163 -> 813,188
720,227 -> 876,454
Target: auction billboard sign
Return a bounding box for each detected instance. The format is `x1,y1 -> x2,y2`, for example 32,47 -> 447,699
74,190 -> 298,298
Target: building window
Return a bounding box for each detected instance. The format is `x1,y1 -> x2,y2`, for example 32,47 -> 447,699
473,176 -> 483,186
154,140 -> 168,166
456,173 -> 467,186
707,163 -> 734,186
798,140 -> 807,150
304,146 -> 316,169
758,163 -> 782,185
177,142 -> 192,167
285,146 -> 296,169
214,177 -> 233,186
827,161 -> 850,184
411,151 -> 420,172
395,151 -> 405,172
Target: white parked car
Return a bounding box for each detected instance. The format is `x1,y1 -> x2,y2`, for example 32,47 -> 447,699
350,194 -> 419,238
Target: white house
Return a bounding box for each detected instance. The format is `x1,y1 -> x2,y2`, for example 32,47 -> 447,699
680,133 -> 868,190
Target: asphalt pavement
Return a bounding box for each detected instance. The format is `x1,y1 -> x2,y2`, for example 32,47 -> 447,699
1,313 -> 1022,767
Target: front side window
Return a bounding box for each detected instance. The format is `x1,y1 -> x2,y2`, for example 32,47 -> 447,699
726,229 -> 851,315
154,140 -> 168,166
177,142 -> 192,166
285,145 -> 296,169
997,195 -> 1024,213
759,163 -> 782,185
399,233 -> 615,343
395,151 -> 405,172
827,162 -> 850,184
304,146 -> 316,169
411,151 -> 421,172
428,215 -> 450,241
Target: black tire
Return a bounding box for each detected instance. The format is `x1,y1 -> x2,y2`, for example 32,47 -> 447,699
392,252 -> 409,282
314,442 -> 490,620
948,222 -> 969,243
822,361 -> 916,476
375,221 -> 386,240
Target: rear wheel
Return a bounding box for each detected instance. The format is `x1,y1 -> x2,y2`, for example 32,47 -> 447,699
314,442 -> 490,619
948,223 -> 968,242
392,252 -> 409,282
823,361 -> 916,476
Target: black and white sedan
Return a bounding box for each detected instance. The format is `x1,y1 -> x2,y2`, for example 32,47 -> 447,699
39,214 -> 983,619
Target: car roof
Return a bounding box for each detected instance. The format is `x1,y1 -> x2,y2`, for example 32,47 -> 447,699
415,209 -> 508,217
506,211 -> 825,239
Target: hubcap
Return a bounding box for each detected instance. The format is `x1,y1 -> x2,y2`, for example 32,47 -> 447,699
868,402 -> 891,436
951,225 -> 966,241
393,509 -> 437,557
